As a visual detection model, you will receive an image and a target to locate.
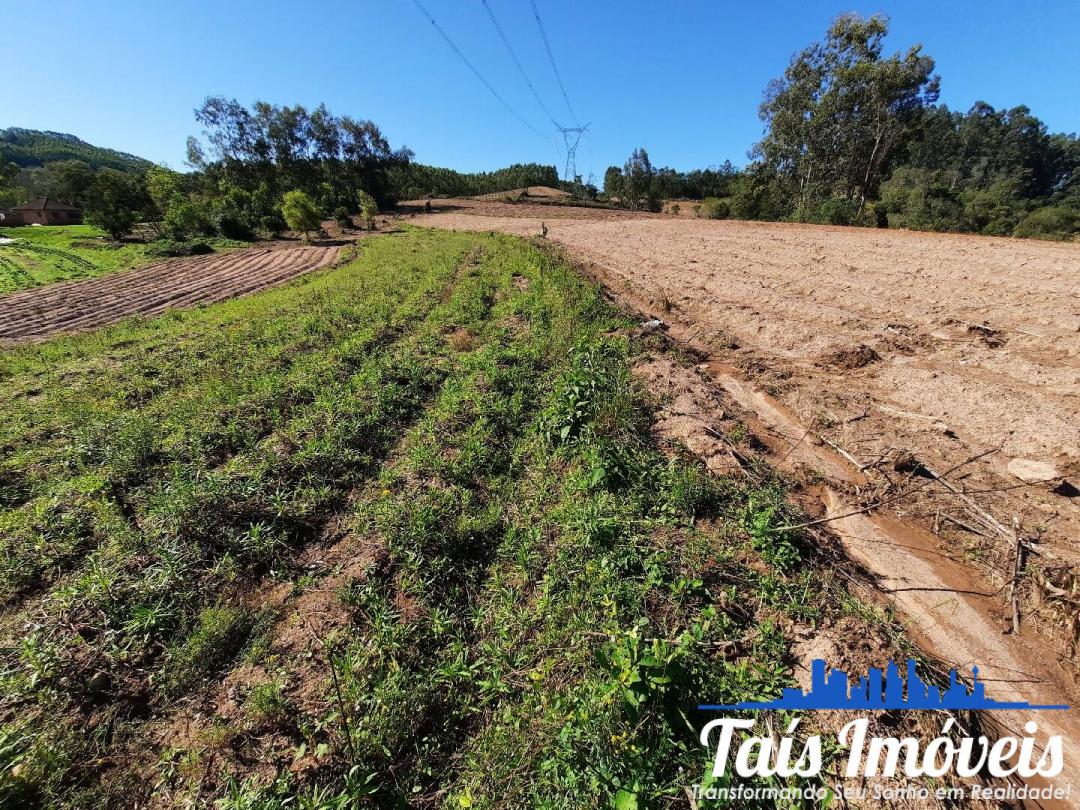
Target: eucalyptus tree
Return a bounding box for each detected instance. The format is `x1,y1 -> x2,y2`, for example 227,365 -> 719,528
756,13 -> 939,216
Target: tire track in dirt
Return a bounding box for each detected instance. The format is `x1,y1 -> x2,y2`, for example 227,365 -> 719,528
0,244 -> 342,343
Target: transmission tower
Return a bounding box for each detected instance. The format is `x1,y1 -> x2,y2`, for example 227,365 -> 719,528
558,123 -> 589,183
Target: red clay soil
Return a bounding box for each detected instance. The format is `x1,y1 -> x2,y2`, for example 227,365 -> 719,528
0,243 -> 340,343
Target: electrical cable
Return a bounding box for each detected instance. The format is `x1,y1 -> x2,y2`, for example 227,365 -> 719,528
412,0 -> 551,139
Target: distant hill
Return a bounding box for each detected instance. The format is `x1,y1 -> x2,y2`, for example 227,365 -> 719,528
0,127 -> 153,172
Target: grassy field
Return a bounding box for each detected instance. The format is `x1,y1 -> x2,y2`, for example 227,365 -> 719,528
0,227 -> 904,807
0,225 -> 246,293
0,225 -> 154,292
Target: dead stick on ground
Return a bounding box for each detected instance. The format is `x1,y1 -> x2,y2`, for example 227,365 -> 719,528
303,617 -> 358,763
939,513 -> 989,538
778,425 -> 813,463
1010,516 -> 1024,635
919,459 -> 1012,540
773,447 -> 999,533
818,433 -> 862,468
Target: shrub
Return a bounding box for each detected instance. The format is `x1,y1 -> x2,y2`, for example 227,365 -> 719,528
700,197 -> 729,219
879,167 -> 966,232
869,201 -> 889,228
259,213 -> 286,238
244,682 -> 289,724
959,179 -> 1021,235
333,206 -> 353,229
809,197 -> 861,226
357,190 -> 378,230
214,188 -> 257,241
83,168 -> 148,239
1014,206 -> 1078,240
163,198 -> 215,240
729,169 -> 790,221
281,190 -> 322,239
669,203 -> 680,215
216,215 -> 255,242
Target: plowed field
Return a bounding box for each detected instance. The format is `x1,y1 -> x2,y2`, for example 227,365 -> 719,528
0,243 -> 340,342
412,205 -> 1080,555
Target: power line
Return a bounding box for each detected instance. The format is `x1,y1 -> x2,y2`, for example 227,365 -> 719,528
411,0 -> 550,140
480,0 -> 559,128
529,0 -> 578,126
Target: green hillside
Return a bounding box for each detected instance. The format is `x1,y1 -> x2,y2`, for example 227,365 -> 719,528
0,128 -> 153,173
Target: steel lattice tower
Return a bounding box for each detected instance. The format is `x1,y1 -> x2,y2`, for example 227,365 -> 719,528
558,123 -> 589,183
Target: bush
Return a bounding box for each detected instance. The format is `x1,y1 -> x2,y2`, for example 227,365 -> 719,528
211,188 -> 257,241
163,198 -> 215,240
879,167 -> 965,232
216,215 -> 255,242
729,169 -> 791,221
281,190 -> 322,239
146,239 -> 214,258
869,201 -> 889,228
1014,206 -> 1078,240
960,179 -> 1021,235
259,213 -> 286,238
333,206 -> 353,229
798,197 -> 861,226
700,197 -> 730,219
357,190 -> 378,230
83,169 -> 147,240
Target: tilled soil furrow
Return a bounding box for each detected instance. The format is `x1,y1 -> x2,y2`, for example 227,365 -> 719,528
0,252 -> 260,331
137,249 -> 324,315
0,245 -> 341,342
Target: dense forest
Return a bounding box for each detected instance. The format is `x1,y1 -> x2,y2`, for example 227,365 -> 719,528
0,128 -> 152,172
388,162 -> 559,199
603,14 -> 1079,239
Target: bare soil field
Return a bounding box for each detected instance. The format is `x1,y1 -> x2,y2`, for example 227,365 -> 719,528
409,201 -> 1080,764
472,184 -> 570,201
413,205 -> 1078,467
0,243 -> 340,343
399,196 -> 656,221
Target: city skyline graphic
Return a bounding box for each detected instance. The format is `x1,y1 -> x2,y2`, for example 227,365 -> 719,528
699,659 -> 1069,711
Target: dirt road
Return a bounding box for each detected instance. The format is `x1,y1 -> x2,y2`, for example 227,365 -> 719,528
0,243 -> 340,343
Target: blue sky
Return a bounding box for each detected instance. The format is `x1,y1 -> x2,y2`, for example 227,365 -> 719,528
5,0 -> 1078,179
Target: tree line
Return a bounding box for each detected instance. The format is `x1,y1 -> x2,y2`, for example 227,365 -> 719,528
0,100 -> 563,248
0,128 -> 152,173
389,162 -> 559,199
602,14 -> 1078,239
